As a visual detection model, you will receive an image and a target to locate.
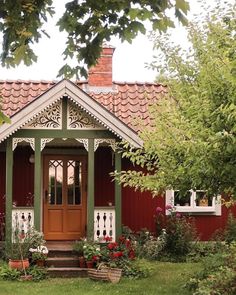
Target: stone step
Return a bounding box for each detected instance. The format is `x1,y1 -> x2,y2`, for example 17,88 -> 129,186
46,256 -> 79,268
47,267 -> 88,278
47,249 -> 76,258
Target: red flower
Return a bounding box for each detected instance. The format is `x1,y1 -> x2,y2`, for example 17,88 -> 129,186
125,239 -> 131,248
107,242 -> 118,250
129,250 -> 135,259
156,207 -> 163,214
92,255 -> 99,261
113,251 -> 123,258
119,236 -> 126,243
104,236 -> 112,242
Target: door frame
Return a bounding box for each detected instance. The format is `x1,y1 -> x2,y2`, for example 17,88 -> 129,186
43,154 -> 87,240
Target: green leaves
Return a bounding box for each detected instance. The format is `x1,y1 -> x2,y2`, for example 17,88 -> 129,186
0,0 -> 189,78
114,1 -> 236,199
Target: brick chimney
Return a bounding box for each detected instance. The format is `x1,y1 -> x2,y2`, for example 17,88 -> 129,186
88,45 -> 115,87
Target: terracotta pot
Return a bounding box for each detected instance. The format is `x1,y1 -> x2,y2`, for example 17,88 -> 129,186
79,256 -> 86,268
36,259 -> 45,267
9,259 -> 30,270
86,260 -> 94,268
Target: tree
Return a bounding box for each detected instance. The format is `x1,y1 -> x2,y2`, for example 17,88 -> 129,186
0,0 -> 189,78
114,1 -> 236,199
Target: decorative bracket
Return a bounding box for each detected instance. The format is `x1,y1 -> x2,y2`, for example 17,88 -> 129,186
12,138 -> 35,151
94,139 -> 116,152
41,138 -> 54,151
75,138 -> 89,151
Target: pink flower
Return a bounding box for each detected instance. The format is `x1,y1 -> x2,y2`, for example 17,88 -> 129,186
176,212 -> 182,218
156,207 -> 163,214
165,204 -> 172,210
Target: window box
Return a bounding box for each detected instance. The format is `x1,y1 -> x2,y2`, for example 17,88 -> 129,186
165,190 -> 221,216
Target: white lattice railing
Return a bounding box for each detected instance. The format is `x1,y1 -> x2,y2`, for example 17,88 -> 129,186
12,208 -> 34,241
94,207 -> 115,242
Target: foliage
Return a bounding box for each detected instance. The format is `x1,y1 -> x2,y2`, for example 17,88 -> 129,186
83,240 -> 100,262
27,265 -> 48,281
187,241 -> 226,263
73,239 -> 85,256
114,1 -> 236,200
141,237 -> 166,260
0,0 -> 189,79
186,243 -> 236,295
154,206 -> 198,261
31,252 -> 47,262
5,228 -> 46,260
225,212 -> 236,244
0,263 -> 47,281
0,263 -> 21,280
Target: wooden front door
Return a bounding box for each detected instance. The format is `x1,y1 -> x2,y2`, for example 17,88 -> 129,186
43,155 -> 87,240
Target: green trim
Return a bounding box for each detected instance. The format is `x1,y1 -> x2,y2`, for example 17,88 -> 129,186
34,138 -> 41,230
115,152 -> 122,239
87,138 -> 94,239
62,97 -> 67,130
5,137 -> 13,243
15,129 -> 114,138
43,148 -> 87,155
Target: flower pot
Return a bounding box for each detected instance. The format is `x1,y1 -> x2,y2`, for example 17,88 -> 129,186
79,256 -> 86,268
86,260 -> 94,268
9,259 -> 30,270
36,259 -> 45,267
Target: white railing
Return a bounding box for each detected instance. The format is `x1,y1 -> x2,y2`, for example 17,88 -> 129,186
94,207 -> 115,242
12,207 -> 34,241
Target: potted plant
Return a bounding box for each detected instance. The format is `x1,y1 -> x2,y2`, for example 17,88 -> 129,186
83,241 -> 100,268
73,239 -> 86,268
30,246 -> 48,267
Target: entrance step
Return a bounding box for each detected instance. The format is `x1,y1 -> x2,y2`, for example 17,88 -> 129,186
45,242 -> 88,278
47,267 -> 88,278
46,256 -> 79,268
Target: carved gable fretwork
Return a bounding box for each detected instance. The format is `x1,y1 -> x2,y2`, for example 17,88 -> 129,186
23,100 -> 62,129
67,100 -> 104,130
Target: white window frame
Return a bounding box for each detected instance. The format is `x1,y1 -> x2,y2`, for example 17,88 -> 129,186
165,190 -> 221,216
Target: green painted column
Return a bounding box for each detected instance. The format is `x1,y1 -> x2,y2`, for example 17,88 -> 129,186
5,137 -> 13,243
34,138 -> 41,230
115,152 -> 122,239
87,138 -> 95,239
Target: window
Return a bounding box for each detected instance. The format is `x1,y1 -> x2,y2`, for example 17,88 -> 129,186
165,190 -> 221,215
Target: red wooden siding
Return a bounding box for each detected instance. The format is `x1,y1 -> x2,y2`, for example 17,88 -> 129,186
0,146 -> 236,240
13,146 -> 34,207
94,147 -> 115,206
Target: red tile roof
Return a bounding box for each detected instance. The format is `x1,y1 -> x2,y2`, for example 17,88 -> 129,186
0,80 -> 167,132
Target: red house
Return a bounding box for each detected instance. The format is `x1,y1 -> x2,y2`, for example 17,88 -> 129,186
0,46 -> 233,242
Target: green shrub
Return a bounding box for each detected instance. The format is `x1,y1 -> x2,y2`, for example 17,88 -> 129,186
0,264 -> 21,280
27,265 -> 48,281
155,206 -> 198,261
225,212 -> 236,244
186,243 -> 236,294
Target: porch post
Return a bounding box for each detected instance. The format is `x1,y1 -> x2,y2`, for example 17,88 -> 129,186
34,137 -> 41,230
87,138 -> 95,238
5,137 -> 13,243
115,152 -> 122,239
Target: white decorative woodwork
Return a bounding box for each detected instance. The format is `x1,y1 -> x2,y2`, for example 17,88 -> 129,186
67,100 -> 104,129
41,138 -> 54,151
12,138 -> 35,151
23,100 -> 62,129
94,139 -> 116,151
94,207 -> 116,242
12,208 -> 34,241
75,138 -> 89,151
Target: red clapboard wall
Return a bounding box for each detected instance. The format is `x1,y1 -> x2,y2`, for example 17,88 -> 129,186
0,146 -> 236,240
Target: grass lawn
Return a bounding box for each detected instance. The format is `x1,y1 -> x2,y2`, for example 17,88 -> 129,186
0,260 -> 201,295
